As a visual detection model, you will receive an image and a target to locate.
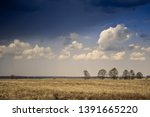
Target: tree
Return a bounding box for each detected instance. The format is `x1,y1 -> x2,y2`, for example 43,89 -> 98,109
122,69 -> 130,79
136,72 -> 143,79
10,75 -> 16,79
98,69 -> 107,79
109,67 -> 118,79
129,70 -> 135,79
83,70 -> 90,80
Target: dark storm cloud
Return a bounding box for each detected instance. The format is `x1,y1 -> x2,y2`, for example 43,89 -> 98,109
0,0 -> 99,40
0,0 -> 46,12
0,0 -> 64,40
85,0 -> 150,8
0,0 -> 150,41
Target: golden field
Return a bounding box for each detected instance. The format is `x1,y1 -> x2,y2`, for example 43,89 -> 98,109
0,78 -> 150,100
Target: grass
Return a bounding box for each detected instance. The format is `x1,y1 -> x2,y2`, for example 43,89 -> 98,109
0,78 -> 150,100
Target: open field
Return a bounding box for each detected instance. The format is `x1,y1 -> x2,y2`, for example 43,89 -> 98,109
0,78 -> 150,100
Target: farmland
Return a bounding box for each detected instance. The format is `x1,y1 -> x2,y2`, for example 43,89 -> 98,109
0,78 -> 150,100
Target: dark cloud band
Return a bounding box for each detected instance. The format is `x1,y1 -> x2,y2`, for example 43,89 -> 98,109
85,0 -> 150,8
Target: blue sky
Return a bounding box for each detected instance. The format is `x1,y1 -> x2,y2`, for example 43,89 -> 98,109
0,0 -> 150,76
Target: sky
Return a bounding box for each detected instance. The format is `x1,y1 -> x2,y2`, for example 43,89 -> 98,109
0,0 -> 150,76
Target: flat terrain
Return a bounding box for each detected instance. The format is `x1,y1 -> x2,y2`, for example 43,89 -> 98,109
0,78 -> 150,100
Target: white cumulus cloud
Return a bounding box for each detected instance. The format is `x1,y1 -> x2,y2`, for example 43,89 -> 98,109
67,41 -> 83,50
98,24 -> 133,50
73,50 -> 109,60
128,44 -> 140,50
130,52 -> 146,61
141,47 -> 150,52
111,51 -> 125,60
21,45 -> 53,60
9,40 -> 31,54
58,49 -> 70,60
0,39 -> 54,60
58,40 -> 83,60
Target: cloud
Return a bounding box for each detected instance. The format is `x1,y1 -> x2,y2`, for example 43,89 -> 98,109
111,51 -> 125,60
64,32 -> 80,46
128,44 -> 140,50
58,40 -> 83,60
0,39 -> 31,58
98,24 -> 134,50
83,47 -> 92,51
0,45 -> 5,58
63,33 -> 83,50
58,49 -> 70,60
0,0 -> 45,12
66,41 -> 83,50
86,0 -> 150,8
8,39 -> 31,53
21,45 -> 53,60
69,33 -> 80,41
130,52 -> 146,61
0,39 -> 54,60
73,50 -> 109,60
141,47 -> 150,52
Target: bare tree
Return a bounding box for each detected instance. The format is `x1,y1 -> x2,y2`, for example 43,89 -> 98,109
98,69 -> 107,79
83,70 -> 90,80
130,70 -> 135,79
122,69 -> 130,79
136,72 -> 143,79
109,67 -> 118,79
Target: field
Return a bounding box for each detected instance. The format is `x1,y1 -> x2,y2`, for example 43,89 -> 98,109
0,78 -> 150,100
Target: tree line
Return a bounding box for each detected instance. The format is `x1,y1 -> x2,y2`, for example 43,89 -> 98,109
83,67 -> 144,80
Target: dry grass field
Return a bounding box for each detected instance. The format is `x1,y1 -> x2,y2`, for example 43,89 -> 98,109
0,78 -> 150,100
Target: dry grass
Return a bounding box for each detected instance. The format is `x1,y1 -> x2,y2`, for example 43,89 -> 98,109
0,78 -> 150,100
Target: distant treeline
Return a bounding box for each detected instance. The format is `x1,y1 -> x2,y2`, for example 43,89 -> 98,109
0,75 -> 84,79
84,67 -> 150,80
0,76 -> 52,79
0,67 -> 150,80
